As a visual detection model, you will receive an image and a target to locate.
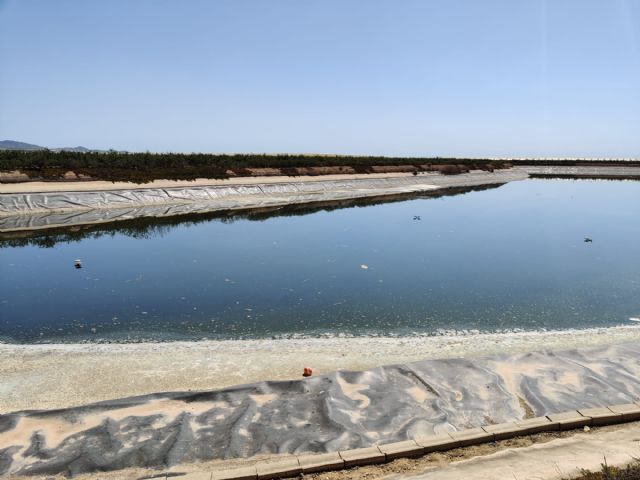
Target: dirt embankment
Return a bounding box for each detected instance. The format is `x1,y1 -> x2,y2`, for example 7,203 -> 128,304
0,162 -> 509,184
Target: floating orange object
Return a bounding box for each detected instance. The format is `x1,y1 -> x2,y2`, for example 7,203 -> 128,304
302,367 -> 313,377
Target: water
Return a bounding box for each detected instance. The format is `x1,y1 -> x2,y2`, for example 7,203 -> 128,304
1,179 -> 639,343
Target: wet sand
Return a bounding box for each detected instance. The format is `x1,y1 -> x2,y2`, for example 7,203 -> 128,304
2,325 -> 640,413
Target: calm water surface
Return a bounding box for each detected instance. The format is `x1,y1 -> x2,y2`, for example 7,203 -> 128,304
1,179 -> 639,343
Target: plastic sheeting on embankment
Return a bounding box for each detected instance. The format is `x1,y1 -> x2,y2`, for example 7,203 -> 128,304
522,165 -> 640,177
1,342 -> 639,476
0,170 -> 527,232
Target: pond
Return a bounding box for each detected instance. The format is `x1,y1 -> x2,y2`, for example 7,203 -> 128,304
1,179 -> 639,343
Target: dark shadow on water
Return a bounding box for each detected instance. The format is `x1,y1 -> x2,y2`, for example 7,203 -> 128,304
0,184 -> 502,248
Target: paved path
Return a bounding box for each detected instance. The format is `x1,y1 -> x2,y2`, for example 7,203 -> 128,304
390,423 -> 640,480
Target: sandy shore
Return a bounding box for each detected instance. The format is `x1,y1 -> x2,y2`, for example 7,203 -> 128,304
1,325 -> 639,413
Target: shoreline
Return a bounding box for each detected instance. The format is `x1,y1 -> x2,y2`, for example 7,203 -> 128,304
2,340 -> 639,477
2,167 -> 639,233
0,169 -> 526,232
2,324 -> 639,413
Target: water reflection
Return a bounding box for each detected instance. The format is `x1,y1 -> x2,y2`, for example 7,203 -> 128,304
0,184 -> 500,248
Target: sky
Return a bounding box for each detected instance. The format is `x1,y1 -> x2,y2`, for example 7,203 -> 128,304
1,0 -> 639,157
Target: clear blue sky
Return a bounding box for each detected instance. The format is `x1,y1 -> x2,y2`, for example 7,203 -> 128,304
1,0 -> 639,157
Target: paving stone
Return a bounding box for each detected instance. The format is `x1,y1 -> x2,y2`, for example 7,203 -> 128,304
178,473 -> 212,480
481,422 -> 523,441
298,452 -> 344,474
210,466 -> 258,480
546,411 -> 591,430
377,440 -> 424,460
256,458 -> 301,480
339,447 -> 386,468
577,407 -> 622,426
449,427 -> 493,447
608,403 -> 640,422
515,416 -> 559,435
414,433 -> 460,453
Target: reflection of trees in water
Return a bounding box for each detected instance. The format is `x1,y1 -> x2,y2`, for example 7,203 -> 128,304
0,184 -> 502,248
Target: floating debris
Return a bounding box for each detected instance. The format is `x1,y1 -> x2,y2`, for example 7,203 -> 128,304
413,216 -> 421,220
74,259 -> 82,269
584,237 -> 593,243
360,264 -> 369,270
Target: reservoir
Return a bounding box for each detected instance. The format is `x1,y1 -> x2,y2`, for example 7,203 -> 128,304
1,179 -> 639,343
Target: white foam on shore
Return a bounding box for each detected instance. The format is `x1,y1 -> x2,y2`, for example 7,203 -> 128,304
2,323 -> 639,356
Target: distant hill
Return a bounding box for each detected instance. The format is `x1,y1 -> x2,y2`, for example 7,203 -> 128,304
53,146 -> 92,153
0,140 -> 46,151
0,140 -> 94,152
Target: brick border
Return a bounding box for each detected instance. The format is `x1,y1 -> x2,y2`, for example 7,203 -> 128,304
173,402 -> 640,480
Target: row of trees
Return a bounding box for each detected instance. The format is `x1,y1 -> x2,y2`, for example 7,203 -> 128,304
2,150 -> 636,172
0,150 -> 513,183
0,149 -> 500,171
5,149 -> 634,184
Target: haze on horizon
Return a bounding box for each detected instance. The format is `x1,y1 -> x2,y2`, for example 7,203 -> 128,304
1,0 -> 639,158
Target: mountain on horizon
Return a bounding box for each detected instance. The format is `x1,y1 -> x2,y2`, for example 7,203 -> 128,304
0,140 -> 45,151
0,140 -> 93,152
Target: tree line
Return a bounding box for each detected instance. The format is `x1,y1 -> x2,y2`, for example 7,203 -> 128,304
0,149 -> 499,170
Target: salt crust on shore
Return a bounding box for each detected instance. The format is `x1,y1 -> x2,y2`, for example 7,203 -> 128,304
1,325 -> 639,413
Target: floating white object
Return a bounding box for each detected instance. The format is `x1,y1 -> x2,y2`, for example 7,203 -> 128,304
629,317 -> 640,322
360,264 -> 369,270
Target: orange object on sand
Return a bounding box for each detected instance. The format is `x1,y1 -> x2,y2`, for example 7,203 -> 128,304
302,367 -> 313,377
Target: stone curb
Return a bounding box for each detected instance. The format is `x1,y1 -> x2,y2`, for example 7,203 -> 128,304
173,405 -> 640,480
256,458 -> 301,480
339,446 -> 386,468
377,440 -> 424,460
298,452 -> 344,474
